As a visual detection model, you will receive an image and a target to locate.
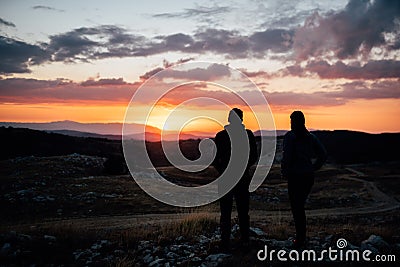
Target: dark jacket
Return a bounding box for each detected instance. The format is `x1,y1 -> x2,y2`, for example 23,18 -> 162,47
213,124 -> 258,175
281,130 -> 327,177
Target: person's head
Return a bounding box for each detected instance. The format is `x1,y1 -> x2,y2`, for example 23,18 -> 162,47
228,108 -> 243,125
290,110 -> 305,130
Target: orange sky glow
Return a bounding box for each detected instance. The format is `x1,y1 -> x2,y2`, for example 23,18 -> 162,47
1,1 -> 399,134
1,97 -> 398,134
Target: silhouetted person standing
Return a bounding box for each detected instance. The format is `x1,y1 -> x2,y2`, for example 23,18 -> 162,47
213,108 -> 257,251
281,111 -> 327,248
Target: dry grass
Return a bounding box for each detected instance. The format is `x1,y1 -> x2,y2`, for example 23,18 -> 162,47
160,212 -> 218,239
265,209 -> 290,239
116,212 -> 218,248
112,255 -> 138,267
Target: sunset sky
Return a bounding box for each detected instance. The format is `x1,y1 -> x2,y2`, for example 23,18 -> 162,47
1,0 -> 399,133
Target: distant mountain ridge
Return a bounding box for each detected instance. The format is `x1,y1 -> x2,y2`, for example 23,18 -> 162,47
0,120 -> 157,136
1,126 -> 400,164
0,121 -> 288,140
0,121 -> 211,141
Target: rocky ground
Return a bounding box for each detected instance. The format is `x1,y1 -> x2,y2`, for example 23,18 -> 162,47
1,224 -> 399,266
1,154 -> 400,266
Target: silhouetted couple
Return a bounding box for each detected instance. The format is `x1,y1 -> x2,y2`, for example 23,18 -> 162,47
213,109 -> 326,251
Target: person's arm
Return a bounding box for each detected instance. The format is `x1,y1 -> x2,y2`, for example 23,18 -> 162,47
212,132 -> 223,173
247,130 -> 258,167
281,133 -> 294,177
311,134 -> 327,171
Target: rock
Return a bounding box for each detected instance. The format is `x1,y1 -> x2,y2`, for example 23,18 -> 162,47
91,243 -> 101,250
33,195 -> 55,202
113,249 -> 125,256
346,242 -> 360,251
73,250 -> 90,261
91,240 -> 111,250
143,254 -> 153,264
100,193 -> 122,198
149,258 -> 164,267
325,235 -> 333,243
166,252 -> 178,259
270,239 -> 292,247
16,189 -> 34,196
17,234 -> 32,242
1,243 -> 11,255
308,239 -> 320,247
205,253 -> 231,262
169,245 -> 179,252
152,246 -> 160,254
100,240 -> 111,246
92,252 -> 101,259
175,236 -> 184,242
198,235 -> 210,244
362,235 -> 390,250
360,243 -> 379,254
271,197 -> 280,202
231,224 -> 240,236
192,256 -> 202,262
44,235 -> 56,242
321,242 -> 330,249
250,227 -> 267,237
138,240 -> 151,251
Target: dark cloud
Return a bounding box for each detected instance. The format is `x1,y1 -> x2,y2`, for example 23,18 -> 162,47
153,5 -> 231,19
0,18 -> 16,27
0,77 -> 136,103
139,58 -> 196,80
286,60 -> 400,79
0,76 -> 398,106
130,28 -> 292,59
249,29 -> 294,54
141,63 -> 231,81
0,36 -> 48,74
238,69 -> 270,78
163,57 -> 195,68
32,5 -> 65,12
139,67 -> 164,80
264,90 -> 345,107
44,26 -> 293,62
264,79 -> 400,107
80,78 -> 127,86
45,25 -> 146,62
293,0 -> 400,60
191,29 -> 250,57
333,80 -> 400,99
161,63 -> 231,81
2,0 -> 399,75
263,9 -> 320,29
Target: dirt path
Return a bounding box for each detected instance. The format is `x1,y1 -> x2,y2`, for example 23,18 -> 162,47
10,171 -> 400,231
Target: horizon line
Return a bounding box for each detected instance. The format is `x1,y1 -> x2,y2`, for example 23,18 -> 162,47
1,120 -> 399,135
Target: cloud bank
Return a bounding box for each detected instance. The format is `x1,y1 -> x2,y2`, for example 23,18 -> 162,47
1,0 -> 398,78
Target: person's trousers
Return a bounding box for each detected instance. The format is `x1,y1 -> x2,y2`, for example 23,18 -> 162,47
288,174 -> 314,242
220,185 -> 250,244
